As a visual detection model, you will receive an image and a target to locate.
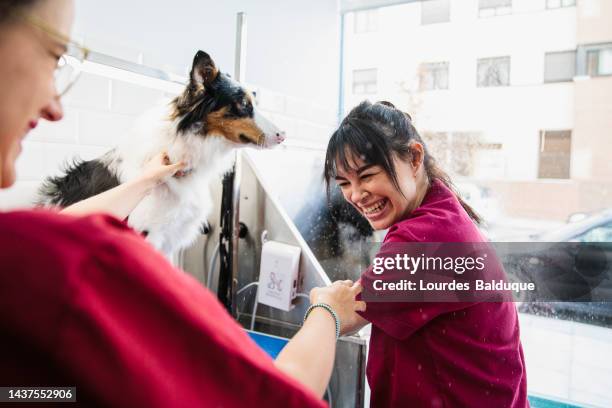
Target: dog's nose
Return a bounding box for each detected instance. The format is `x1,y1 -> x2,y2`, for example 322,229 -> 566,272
276,131 -> 286,143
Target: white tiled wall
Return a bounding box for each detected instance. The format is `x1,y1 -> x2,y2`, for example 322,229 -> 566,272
0,62 -> 337,210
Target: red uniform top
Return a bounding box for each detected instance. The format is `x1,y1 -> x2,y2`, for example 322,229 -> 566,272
0,210 -> 325,408
359,180 -> 529,407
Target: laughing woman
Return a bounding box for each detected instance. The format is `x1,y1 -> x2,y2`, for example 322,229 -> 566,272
322,101 -> 528,407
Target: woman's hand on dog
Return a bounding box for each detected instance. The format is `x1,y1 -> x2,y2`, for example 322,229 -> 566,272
141,152 -> 187,188
309,280 -> 367,335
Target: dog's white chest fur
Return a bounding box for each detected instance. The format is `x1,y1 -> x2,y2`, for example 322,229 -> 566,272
111,103 -> 237,255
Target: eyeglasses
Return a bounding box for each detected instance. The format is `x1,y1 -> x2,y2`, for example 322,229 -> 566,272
14,11 -> 90,97
55,43 -> 89,96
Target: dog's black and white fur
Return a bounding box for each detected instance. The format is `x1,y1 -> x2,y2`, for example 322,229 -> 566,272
38,51 -> 284,255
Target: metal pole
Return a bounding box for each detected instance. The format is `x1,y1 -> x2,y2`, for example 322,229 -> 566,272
229,12 -> 248,316
235,12 -> 247,82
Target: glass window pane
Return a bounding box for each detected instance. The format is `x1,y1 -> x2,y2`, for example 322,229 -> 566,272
420,62 -> 449,90
586,47 -> 612,76
599,48 -> 612,75
352,68 -> 377,94
477,57 -> 510,87
420,70 -> 435,90
479,0 -> 512,8
587,50 -> 599,76
544,51 -> 576,82
436,64 -> 449,89
451,133 -> 477,176
479,0 -> 512,15
422,132 -> 450,168
353,68 -> 376,82
538,130 -> 572,179
354,9 -> 378,33
421,0 -> 450,25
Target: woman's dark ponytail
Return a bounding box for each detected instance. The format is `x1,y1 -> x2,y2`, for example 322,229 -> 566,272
423,151 -> 482,224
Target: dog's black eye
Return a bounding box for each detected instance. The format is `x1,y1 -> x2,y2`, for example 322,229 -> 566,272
233,99 -> 253,117
245,100 -> 254,116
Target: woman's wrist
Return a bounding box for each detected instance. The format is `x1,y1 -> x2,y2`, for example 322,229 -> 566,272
129,175 -> 157,195
304,303 -> 340,339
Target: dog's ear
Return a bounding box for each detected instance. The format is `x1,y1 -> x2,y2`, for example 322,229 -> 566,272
190,50 -> 218,89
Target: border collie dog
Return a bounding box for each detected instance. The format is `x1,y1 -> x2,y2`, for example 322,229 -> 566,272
38,50 -> 285,255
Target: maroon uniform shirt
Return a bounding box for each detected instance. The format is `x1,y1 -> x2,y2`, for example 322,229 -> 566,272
359,180 -> 529,407
0,210 -> 325,408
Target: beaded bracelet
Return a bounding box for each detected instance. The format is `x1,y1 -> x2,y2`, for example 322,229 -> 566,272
303,303 -> 340,340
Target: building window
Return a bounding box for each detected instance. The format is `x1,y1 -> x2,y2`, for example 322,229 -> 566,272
419,62 -> 449,90
546,0 -> 576,9
354,9 -> 378,33
478,0 -> 512,17
586,46 -> 612,77
421,0 -> 450,25
544,50 -> 576,82
422,132 -> 491,177
477,56 -> 510,87
352,68 -> 377,94
422,132 -> 451,170
538,130 -> 571,179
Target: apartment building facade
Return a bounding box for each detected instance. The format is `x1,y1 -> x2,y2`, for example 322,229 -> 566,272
342,0 -> 611,221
